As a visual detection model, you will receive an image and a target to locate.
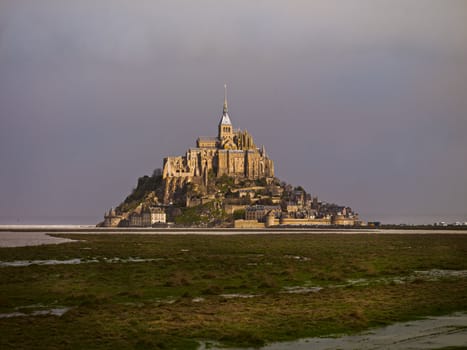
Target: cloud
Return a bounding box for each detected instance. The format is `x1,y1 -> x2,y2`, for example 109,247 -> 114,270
0,0 -> 466,224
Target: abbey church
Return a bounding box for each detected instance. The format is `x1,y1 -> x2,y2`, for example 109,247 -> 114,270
162,86 -> 274,185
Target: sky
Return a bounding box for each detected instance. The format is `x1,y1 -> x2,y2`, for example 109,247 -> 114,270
0,0 -> 466,225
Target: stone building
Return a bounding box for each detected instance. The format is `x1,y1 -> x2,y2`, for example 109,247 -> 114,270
141,206 -> 166,226
128,206 -> 167,227
129,212 -> 143,227
103,208 -> 123,227
245,205 -> 282,221
332,214 -> 358,226
162,86 -> 274,191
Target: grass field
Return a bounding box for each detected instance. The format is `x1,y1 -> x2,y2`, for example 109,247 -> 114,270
1,233 -> 466,349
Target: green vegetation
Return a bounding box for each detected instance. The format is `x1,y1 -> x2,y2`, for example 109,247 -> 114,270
213,174 -> 235,194
232,209 -> 245,220
174,206 -> 208,226
1,233 -> 467,349
174,202 -> 228,227
118,174 -> 163,212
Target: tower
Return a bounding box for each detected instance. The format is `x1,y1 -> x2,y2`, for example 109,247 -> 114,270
218,84 -> 234,144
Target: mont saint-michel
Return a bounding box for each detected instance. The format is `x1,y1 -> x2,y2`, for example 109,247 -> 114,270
100,87 -> 362,228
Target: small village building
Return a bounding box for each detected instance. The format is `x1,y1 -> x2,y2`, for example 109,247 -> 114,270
286,204 -> 299,216
129,212 -> 143,227
130,207 -> 166,227
245,205 -> 281,222
332,214 -> 356,226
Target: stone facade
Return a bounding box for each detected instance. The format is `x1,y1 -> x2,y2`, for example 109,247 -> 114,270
103,208 -> 123,227
129,212 -> 143,227
332,214 -> 357,226
234,219 -> 267,229
141,207 -> 166,226
245,205 -> 282,221
162,87 -> 274,197
130,206 -> 166,227
280,217 -> 332,226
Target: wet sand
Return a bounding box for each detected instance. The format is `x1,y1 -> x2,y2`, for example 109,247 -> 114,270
0,231 -> 76,247
0,307 -> 70,318
201,312 -> 467,350
0,257 -> 161,266
1,228 -> 467,248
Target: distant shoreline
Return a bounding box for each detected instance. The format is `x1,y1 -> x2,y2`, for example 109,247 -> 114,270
1,225 -> 467,235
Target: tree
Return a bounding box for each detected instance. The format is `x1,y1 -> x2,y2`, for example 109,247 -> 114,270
233,209 -> 245,220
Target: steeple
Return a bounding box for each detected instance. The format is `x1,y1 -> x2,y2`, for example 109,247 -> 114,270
218,83 -> 233,144
219,83 -> 232,126
223,84 -> 228,115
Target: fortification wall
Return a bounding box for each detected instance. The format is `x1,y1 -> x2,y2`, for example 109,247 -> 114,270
234,220 -> 265,229
280,218 -> 331,226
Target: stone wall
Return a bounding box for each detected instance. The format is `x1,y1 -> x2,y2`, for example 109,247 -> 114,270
234,219 -> 266,228
280,217 -> 332,226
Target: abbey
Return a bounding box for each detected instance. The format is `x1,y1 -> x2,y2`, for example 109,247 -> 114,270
162,86 -> 274,184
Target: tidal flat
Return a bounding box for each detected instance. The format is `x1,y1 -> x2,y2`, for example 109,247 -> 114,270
0,232 -> 466,349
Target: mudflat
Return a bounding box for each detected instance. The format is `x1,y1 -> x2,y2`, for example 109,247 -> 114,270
214,312 -> 467,350
0,231 -> 76,247
0,232 -> 466,349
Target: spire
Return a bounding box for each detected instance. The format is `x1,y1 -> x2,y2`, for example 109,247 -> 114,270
219,83 -> 232,126
223,83 -> 228,115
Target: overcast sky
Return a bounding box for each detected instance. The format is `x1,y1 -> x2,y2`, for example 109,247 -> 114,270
1,0 -> 466,224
